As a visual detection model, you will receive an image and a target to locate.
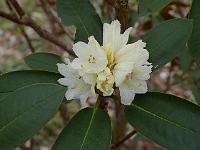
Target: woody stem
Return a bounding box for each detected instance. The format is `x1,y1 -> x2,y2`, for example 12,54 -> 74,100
111,1 -> 129,149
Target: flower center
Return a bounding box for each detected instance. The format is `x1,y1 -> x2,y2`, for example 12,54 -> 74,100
88,54 -> 96,64
126,73 -> 133,80
103,45 -> 115,70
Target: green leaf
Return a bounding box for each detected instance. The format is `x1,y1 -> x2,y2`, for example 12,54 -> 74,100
53,108 -> 111,150
125,92 -> 200,150
0,83 -> 65,149
190,68 -> 200,80
152,15 -> 164,27
143,18 -> 193,71
56,0 -> 103,43
0,70 -> 62,96
188,0 -> 200,64
24,52 -> 63,73
179,45 -> 192,71
139,0 -> 171,16
192,84 -> 200,104
128,12 -> 138,26
0,93 -> 10,100
133,133 -> 148,142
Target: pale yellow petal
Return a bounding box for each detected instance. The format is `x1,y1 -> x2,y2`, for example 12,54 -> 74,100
103,20 -> 132,52
113,62 -> 134,86
119,83 -> 135,105
115,40 -> 148,64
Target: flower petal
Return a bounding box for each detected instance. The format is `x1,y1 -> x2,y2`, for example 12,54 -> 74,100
57,63 -> 69,77
119,83 -> 135,105
133,65 -> 152,80
72,36 -> 107,73
124,79 -> 148,94
58,78 -> 75,87
115,40 -> 148,64
79,71 -> 97,85
73,41 -> 90,59
103,20 -> 132,52
113,62 -> 134,86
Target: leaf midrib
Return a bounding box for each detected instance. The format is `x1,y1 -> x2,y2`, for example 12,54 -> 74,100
26,57 -> 59,72
0,88 -> 63,133
131,104 -> 199,135
80,107 -> 98,150
69,1 -> 90,37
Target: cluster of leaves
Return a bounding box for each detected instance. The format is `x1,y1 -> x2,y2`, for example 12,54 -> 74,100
0,0 -> 200,149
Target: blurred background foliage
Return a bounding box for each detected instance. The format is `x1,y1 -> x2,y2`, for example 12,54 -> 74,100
0,0 -> 198,149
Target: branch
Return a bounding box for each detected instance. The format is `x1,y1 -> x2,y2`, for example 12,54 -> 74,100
111,130 -> 137,149
39,0 -> 74,40
5,0 -> 35,53
8,0 -> 25,18
114,0 -> 129,32
0,0 -> 75,56
20,27 -> 35,53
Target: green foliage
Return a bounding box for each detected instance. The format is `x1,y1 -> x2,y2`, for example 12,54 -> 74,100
0,83 -> 65,150
24,53 -> 63,73
56,0 -> 103,43
190,68 -> 200,80
179,45 -> 192,71
188,0 -> 200,64
139,0 -> 171,16
192,84 -> 200,104
53,107 -> 111,150
1,0 -> 200,149
125,92 -> 200,150
143,18 -> 193,71
0,70 -> 62,98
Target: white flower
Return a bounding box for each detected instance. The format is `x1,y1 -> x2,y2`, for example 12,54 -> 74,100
97,67 -> 114,96
57,63 -> 96,106
102,20 -> 152,105
119,63 -> 152,105
57,20 -> 152,106
71,36 -> 108,74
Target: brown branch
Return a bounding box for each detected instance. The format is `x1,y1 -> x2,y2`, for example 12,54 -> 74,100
20,28 -> 35,53
9,0 -> 25,18
0,0 -> 75,56
114,0 -> 129,32
111,130 -> 137,149
164,59 -> 178,92
39,0 -> 74,40
6,0 -> 35,53
111,1 -> 130,149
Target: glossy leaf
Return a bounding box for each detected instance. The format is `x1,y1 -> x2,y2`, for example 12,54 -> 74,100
139,0 -> 171,16
0,83 -> 66,149
188,0 -> 200,64
143,18 -> 193,71
56,0 -> 103,43
179,45 -> 192,71
0,70 -> 62,96
192,84 -> 200,104
53,108 -> 111,150
24,53 -> 63,73
125,92 -> 200,150
190,68 -> 200,80
0,93 -> 10,101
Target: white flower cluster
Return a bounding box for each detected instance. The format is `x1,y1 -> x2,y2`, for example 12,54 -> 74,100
57,20 -> 152,105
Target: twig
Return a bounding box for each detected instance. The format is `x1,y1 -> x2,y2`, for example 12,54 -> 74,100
111,130 -> 137,149
6,0 -> 35,53
39,0 -> 74,40
164,59 -> 177,92
114,0 -> 129,32
59,104 -> 70,124
20,27 -> 35,53
9,0 -> 25,18
0,0 -> 75,56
